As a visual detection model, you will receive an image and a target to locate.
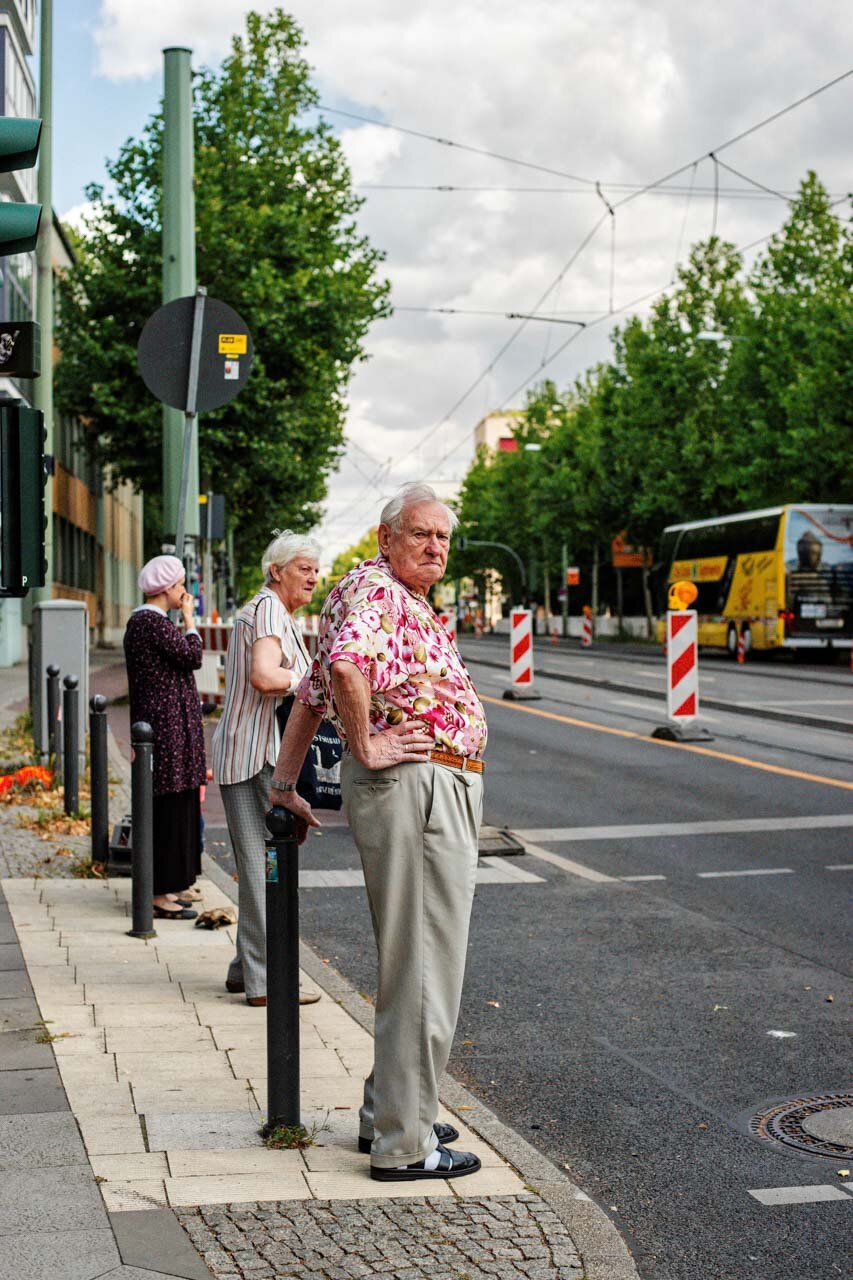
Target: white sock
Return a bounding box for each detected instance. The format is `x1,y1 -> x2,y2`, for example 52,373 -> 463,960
396,1146 -> 442,1171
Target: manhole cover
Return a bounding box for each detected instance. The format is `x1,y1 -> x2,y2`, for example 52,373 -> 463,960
749,1093 -> 853,1159
478,826 -> 525,857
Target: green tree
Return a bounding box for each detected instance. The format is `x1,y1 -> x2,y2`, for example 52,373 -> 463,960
722,172 -> 852,506
329,526 -> 379,580
56,9 -> 389,586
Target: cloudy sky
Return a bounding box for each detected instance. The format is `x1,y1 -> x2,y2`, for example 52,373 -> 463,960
55,2 -> 852,559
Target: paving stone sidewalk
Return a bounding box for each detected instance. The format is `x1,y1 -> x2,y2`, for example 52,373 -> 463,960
0,663 -> 639,1280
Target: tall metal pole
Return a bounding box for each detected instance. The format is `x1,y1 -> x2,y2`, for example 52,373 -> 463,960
561,542 -> 569,639
32,0 -> 53,602
161,47 -> 199,553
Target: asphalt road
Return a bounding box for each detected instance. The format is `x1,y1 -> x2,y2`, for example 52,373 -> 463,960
463,633 -> 853,732
255,656 -> 853,1280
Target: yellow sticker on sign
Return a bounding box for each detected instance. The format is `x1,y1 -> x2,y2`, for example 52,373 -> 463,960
219,334 -> 247,355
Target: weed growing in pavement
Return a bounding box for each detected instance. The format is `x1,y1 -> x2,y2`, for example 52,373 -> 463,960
262,1111 -> 331,1150
70,859 -> 107,879
35,1030 -> 72,1044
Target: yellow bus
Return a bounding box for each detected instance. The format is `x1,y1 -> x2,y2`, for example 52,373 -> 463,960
656,504 -> 853,655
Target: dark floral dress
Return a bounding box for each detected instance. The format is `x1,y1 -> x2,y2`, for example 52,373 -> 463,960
124,607 -> 207,894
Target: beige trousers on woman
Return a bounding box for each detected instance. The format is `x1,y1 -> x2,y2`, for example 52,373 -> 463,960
342,753 -> 483,1169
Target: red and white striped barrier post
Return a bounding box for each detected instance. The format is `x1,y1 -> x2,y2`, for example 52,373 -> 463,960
438,611 -> 457,647
652,608 -> 712,741
581,605 -> 593,649
736,630 -> 746,665
503,608 -> 541,701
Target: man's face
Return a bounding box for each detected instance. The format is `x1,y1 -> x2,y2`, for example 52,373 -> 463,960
380,501 -> 451,595
799,536 -> 822,570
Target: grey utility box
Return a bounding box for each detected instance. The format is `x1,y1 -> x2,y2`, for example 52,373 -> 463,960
30,601 -> 89,760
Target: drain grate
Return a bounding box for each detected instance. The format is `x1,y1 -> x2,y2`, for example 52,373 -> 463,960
749,1093 -> 853,1160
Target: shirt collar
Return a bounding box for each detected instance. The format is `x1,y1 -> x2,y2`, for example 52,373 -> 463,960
133,603 -> 167,616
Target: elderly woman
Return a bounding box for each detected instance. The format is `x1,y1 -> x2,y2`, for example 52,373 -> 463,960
124,555 -> 206,920
212,531 -> 321,1006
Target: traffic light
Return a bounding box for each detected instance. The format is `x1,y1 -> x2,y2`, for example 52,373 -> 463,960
0,402 -> 48,596
0,115 -> 46,596
0,118 -> 42,255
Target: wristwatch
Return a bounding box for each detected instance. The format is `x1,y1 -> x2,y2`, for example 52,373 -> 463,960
271,779 -> 297,792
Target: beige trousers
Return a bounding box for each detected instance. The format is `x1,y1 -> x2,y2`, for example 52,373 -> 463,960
342,754 -> 483,1168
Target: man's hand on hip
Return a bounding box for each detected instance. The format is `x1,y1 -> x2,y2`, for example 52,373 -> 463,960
268,787 -> 321,844
360,719 -> 434,770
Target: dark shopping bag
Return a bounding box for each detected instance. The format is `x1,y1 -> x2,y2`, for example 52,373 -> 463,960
276,697 -> 343,810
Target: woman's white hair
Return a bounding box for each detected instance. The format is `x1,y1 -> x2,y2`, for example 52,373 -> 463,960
379,483 -> 459,533
262,529 -> 321,583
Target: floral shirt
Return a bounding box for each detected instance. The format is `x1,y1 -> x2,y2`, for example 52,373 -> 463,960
298,555 -> 487,757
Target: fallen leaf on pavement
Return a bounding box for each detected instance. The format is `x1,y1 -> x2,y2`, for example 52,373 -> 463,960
486,1000 -> 500,1008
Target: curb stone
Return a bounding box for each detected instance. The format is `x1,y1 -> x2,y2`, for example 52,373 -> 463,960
202,850 -> 642,1280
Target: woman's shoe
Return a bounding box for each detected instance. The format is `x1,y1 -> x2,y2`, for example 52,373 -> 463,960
225,979 -> 245,994
153,904 -> 198,920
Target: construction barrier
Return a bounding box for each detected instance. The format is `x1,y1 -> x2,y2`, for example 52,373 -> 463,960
581,605 -> 593,648
666,610 -> 699,720
503,608 -> 540,701
737,630 -> 746,664
438,611 -> 457,646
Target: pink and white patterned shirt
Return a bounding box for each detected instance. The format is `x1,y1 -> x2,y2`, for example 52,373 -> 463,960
298,555 -> 487,758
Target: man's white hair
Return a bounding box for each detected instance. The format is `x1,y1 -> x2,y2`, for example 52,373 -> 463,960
379,483 -> 459,533
261,529 -> 321,583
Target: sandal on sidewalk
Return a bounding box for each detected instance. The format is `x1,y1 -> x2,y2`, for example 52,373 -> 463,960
371,1144 -> 481,1182
153,904 -> 198,920
359,1121 -> 459,1154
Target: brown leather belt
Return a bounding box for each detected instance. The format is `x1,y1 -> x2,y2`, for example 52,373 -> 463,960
428,749 -> 484,774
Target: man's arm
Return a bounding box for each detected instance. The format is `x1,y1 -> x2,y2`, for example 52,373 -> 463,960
269,700 -> 322,841
332,660 -> 432,769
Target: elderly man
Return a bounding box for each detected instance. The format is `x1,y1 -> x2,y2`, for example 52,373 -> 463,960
270,483 -> 487,1181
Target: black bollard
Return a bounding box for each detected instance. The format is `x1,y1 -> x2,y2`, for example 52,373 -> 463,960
89,695 -> 109,866
127,722 -> 156,940
263,805 -> 301,1133
62,675 -> 79,816
46,664 -> 60,770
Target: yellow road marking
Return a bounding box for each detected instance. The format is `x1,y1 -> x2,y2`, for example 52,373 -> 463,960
480,694 -> 853,793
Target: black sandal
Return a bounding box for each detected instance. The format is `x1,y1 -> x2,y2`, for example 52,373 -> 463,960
360,1121 -> 459,1154
370,1144 -> 481,1181
153,904 -> 198,920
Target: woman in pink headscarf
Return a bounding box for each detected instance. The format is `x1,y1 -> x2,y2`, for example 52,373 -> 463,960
123,556 -> 207,919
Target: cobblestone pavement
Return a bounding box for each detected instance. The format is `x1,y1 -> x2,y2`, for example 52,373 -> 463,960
0,801 -> 91,878
176,1195 -> 586,1279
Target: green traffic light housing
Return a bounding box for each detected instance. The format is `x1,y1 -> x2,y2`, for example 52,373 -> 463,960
0,118 -> 43,255
0,202 -> 42,256
0,118 -> 42,172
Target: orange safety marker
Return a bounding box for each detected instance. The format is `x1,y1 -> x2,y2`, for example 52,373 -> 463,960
503,607 -> 541,701
581,605 -> 593,649
652,582 -> 712,742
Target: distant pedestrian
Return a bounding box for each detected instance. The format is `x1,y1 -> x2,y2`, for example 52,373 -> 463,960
123,555 -> 206,920
271,483 -> 487,1181
211,531 -> 322,1007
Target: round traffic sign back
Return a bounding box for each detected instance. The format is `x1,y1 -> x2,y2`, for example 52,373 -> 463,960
137,294 -> 253,413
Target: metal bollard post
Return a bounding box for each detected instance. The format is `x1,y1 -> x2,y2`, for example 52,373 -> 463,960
128,722 -> 156,940
46,664 -> 60,770
263,805 -> 301,1133
89,695 -> 109,866
62,675 -> 80,816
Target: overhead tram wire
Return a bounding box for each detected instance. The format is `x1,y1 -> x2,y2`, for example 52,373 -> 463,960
317,104 -> 598,186
324,70 -> 853,534
416,193 -> 852,487
358,182 -> 824,200
712,156 -> 794,203
671,162 -> 698,283
393,306 -> 594,324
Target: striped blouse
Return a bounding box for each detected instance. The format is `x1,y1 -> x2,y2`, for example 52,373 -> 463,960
211,588 -> 311,785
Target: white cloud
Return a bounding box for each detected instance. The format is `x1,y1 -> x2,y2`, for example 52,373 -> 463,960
89,0 -> 853,557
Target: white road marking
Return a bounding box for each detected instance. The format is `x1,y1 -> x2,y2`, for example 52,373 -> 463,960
747,698 -> 853,707
748,1185 -> 852,1205
697,868 -> 794,878
766,1029 -> 797,1038
620,875 -> 667,882
512,814 -> 853,843
300,861 -> 546,889
515,840 -> 617,884
826,864 -> 853,871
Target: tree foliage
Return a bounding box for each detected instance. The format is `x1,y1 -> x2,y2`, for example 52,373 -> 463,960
453,174 -> 852,603
56,9 -> 389,583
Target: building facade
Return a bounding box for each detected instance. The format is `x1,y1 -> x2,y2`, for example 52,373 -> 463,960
0,1 -> 144,664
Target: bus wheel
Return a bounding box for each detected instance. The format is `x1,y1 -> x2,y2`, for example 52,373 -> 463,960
726,624 -> 738,658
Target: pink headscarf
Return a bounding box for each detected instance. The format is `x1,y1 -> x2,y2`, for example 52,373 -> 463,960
138,555 -> 185,597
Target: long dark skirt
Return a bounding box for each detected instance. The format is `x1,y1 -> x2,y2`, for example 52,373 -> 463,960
153,787 -> 201,895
